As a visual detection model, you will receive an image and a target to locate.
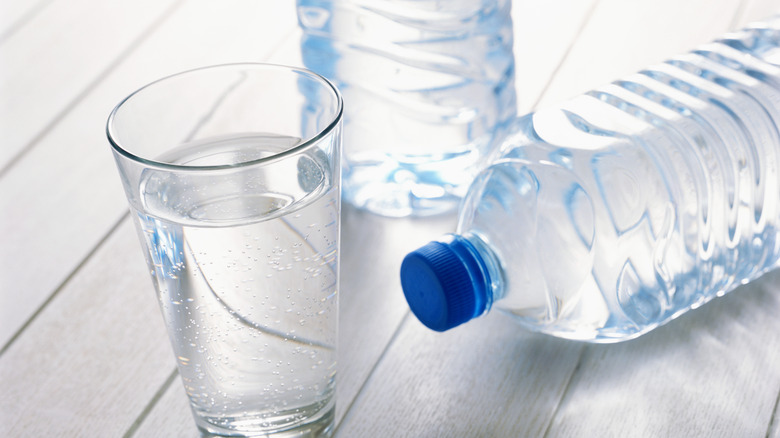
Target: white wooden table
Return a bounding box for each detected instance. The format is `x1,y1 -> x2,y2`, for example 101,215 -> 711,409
3,1 -> 780,436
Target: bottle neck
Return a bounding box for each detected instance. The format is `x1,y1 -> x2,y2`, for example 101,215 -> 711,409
447,232 -> 505,315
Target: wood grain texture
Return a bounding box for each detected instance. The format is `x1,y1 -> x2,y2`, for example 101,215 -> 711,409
0,0 -> 54,42
546,271 -> 780,437
0,220 -> 174,436
512,0 -> 599,114
132,372 -> 199,438
336,313 -> 586,438
736,0 -> 780,29
0,0 -> 298,348
537,0 -> 746,107
770,395 -> 780,438
3,1 -> 780,437
0,0 -> 180,171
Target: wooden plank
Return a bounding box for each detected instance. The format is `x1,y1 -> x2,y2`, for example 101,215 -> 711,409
336,312 -> 585,437
545,273 -> 780,437
0,0 -> 180,171
0,2 -> 304,433
130,372 -> 197,437
0,220 -> 175,436
6,1 -> 780,437
771,396 -> 780,438
734,0 -> 780,28
0,0 -> 298,348
536,0 -> 745,107
0,0 -> 53,42
334,209 -> 458,423
511,0 -> 599,114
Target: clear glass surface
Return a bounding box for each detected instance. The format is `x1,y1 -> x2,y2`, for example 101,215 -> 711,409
107,63 -> 342,437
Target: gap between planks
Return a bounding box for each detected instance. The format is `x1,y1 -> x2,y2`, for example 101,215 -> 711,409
333,312 -> 413,436
0,0 -> 186,180
0,0 -> 56,44
123,367 -> 180,438
0,211 -> 128,357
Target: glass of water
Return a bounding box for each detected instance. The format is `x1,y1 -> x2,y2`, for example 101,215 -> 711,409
107,64 -> 342,437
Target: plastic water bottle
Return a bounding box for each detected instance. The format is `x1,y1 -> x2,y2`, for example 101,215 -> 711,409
400,18 -> 780,342
296,0 -> 517,217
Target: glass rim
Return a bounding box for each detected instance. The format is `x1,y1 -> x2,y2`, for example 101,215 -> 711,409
105,62 -> 343,171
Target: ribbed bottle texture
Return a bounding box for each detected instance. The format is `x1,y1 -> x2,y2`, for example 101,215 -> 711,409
403,18 -> 780,341
297,0 -> 517,217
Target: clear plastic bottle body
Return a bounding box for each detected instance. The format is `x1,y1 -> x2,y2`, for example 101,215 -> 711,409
296,0 -> 517,217
457,19 -> 780,342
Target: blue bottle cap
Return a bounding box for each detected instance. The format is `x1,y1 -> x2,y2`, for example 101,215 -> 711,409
400,237 -> 489,332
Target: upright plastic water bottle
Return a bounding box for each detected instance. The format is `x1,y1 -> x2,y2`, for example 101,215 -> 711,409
400,18 -> 780,342
296,0 -> 517,217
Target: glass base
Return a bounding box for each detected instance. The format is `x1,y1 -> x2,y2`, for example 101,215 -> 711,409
194,401 -> 334,437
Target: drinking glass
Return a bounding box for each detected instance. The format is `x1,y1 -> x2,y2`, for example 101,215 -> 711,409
107,63 -> 342,437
